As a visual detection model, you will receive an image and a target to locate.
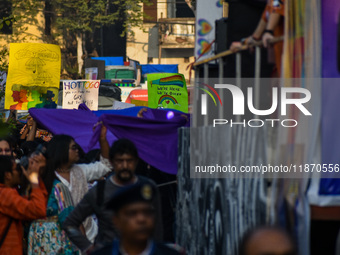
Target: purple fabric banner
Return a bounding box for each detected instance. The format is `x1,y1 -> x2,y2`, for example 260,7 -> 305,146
29,108 -> 117,152
89,111 -> 189,175
29,107 -> 189,175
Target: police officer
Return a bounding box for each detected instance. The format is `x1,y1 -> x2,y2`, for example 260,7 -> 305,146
91,182 -> 183,255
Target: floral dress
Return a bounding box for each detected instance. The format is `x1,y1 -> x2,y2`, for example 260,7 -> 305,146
27,179 -> 79,255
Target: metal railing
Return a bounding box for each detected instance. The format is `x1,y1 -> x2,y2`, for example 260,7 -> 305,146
192,36 -> 284,127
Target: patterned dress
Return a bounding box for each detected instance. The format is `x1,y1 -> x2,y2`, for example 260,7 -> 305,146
27,158 -> 112,254
27,179 -> 79,255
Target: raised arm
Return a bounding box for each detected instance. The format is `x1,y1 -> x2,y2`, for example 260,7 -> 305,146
20,125 -> 30,140
262,12 -> 282,47
229,8 -> 267,52
78,124 -> 112,182
26,119 -> 37,141
99,125 -> 109,160
0,158 -> 47,220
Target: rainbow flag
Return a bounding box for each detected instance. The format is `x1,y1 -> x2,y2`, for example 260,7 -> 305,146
151,75 -> 184,88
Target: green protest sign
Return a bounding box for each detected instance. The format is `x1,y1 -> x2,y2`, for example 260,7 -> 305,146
147,73 -> 188,113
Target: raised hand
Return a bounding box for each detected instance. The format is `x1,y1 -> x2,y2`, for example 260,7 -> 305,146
137,108 -> 148,118
22,157 -> 42,185
100,124 -> 107,141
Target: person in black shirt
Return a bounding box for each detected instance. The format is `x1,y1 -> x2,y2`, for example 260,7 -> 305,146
63,138 -> 162,254
91,182 -> 182,255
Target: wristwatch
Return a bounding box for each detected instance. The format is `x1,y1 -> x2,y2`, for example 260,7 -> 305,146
264,29 -> 274,35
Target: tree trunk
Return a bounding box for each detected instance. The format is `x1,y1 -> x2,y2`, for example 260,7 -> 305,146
76,32 -> 84,75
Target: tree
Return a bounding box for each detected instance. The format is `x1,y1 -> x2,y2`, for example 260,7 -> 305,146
0,14 -> 20,133
0,0 -> 48,74
9,0 -> 46,41
52,0 -> 152,75
0,16 -> 14,107
0,0 -> 154,77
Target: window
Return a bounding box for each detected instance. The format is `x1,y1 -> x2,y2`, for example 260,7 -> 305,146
168,0 -> 195,18
175,0 -> 195,18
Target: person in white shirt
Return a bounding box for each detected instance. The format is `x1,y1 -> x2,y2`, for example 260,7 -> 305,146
44,125 -> 112,242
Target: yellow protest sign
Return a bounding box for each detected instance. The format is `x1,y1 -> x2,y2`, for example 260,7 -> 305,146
5,43 -> 61,110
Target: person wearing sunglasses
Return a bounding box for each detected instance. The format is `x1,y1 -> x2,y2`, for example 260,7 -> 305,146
27,126 -> 112,254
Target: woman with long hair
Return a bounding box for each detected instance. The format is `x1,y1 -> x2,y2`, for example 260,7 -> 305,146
0,137 -> 13,156
28,126 -> 112,254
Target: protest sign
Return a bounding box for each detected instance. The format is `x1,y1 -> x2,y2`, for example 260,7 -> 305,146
147,73 -> 188,113
5,43 -> 61,110
62,80 -> 100,110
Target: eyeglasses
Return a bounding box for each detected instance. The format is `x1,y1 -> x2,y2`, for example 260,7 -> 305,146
69,145 -> 78,151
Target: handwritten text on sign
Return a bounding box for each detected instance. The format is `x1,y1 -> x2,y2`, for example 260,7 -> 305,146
62,80 -> 100,110
5,43 -> 61,110
147,73 -> 188,113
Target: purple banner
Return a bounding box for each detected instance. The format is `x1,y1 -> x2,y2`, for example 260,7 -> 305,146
29,107 -> 189,175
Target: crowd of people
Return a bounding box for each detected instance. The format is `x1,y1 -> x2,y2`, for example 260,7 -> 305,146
0,113 -> 183,255
0,113 -> 297,255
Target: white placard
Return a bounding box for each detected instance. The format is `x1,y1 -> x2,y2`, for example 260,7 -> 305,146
62,80 -> 100,110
